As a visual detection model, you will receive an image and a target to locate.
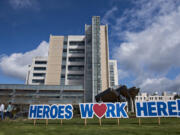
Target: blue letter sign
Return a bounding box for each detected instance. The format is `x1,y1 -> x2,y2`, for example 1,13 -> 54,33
28,104 -> 73,119
136,100 -> 180,117
79,102 -> 128,119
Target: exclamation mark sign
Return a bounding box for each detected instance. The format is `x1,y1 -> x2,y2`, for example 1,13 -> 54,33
177,99 -> 180,117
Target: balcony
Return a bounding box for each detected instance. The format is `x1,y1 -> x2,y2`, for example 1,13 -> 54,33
68,53 -> 84,57
67,70 -> 84,74
67,61 -> 84,65
68,46 -> 85,49
66,80 -> 84,85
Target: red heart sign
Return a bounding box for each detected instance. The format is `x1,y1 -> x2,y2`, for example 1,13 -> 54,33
93,103 -> 107,118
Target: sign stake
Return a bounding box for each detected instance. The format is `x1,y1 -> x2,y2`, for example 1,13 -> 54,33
84,119 -> 87,126
34,119 -> 36,126
60,119 -> 63,125
138,118 -> 141,126
46,119 -> 48,126
158,117 -> 160,125
117,118 -> 120,126
99,119 -> 102,126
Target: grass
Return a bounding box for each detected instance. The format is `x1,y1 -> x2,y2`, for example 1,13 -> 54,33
0,117 -> 180,135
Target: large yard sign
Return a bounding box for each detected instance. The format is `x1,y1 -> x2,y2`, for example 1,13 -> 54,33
28,104 -> 73,119
79,102 -> 128,119
28,100 -> 180,121
135,100 -> 180,117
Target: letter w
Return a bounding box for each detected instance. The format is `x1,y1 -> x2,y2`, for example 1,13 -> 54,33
79,103 -> 93,118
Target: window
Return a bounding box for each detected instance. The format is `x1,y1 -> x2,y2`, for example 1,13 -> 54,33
62,57 -> 66,61
63,41 -> 67,45
69,41 -> 85,46
33,73 -> 45,77
35,61 -> 47,64
69,49 -> 84,54
67,74 -> 84,80
69,57 -> 84,62
32,79 -> 44,84
68,66 -> 84,71
62,65 -> 66,69
63,49 -> 67,52
110,82 -> 114,86
34,67 -> 46,70
61,75 -> 65,78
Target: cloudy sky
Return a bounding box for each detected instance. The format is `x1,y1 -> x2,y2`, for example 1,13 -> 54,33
0,0 -> 180,93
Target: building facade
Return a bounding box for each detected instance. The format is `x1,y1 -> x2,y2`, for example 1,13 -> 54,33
135,92 -> 176,102
25,16 -> 119,103
109,60 -> 118,87
25,56 -> 47,85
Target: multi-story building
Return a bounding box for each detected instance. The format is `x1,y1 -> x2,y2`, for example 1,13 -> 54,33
109,60 -> 118,87
135,92 -> 176,102
25,16 -> 119,103
26,57 -> 118,87
25,56 -> 47,85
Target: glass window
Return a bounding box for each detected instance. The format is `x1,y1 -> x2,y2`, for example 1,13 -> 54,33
35,61 -> 47,64
62,57 -> 66,61
69,57 -> 84,62
34,67 -> 46,70
32,79 -> 44,84
63,49 -> 67,52
61,75 -> 65,78
62,65 -> 66,69
33,73 -> 45,77
63,41 -> 67,45
69,41 -> 85,46
69,49 -> 84,54
67,74 -> 84,80
68,65 -> 84,71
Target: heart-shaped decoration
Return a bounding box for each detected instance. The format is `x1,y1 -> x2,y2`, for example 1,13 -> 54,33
93,103 -> 107,119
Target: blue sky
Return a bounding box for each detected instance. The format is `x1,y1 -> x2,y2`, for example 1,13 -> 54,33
1,0 -> 180,93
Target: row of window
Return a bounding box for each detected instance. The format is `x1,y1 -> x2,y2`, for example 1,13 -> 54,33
68,65 -> 84,71
33,73 -> 45,77
61,74 -> 84,80
68,74 -> 84,80
34,65 -> 84,72
32,79 -> 44,84
63,48 -> 85,54
69,49 -> 84,54
62,57 -> 84,62
69,41 -> 85,46
35,61 -> 47,64
136,97 -> 172,100
34,67 -> 46,70
63,41 -> 85,46
69,57 -> 84,62
61,65 -> 84,71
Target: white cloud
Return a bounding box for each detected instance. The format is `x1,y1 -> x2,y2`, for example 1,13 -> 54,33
140,75 -> 180,93
0,41 -> 49,80
102,6 -> 118,24
103,0 -> 180,92
113,0 -> 180,33
115,9 -> 180,73
9,0 -> 38,9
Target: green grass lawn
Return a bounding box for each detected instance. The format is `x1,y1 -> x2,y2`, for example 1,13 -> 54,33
0,118 -> 180,135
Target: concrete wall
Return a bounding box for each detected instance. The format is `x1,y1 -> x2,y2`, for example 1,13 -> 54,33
100,25 -> 110,91
45,35 -> 64,85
